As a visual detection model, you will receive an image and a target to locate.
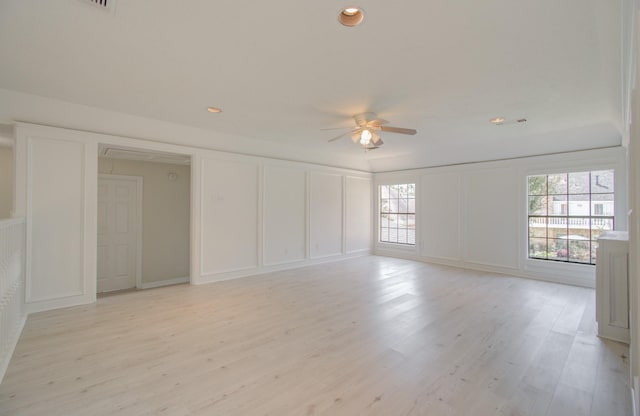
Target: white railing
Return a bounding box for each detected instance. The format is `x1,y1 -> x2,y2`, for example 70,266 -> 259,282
0,217 -> 26,382
529,216 -> 614,229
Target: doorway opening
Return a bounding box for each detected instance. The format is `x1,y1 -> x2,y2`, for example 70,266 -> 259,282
97,144 -> 191,294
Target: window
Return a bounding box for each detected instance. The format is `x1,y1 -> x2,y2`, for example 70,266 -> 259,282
528,170 -> 614,265
593,203 -> 604,215
379,183 -> 415,245
560,203 -> 567,215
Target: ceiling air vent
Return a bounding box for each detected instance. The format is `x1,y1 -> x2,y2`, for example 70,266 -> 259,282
79,0 -> 118,13
99,145 -> 191,165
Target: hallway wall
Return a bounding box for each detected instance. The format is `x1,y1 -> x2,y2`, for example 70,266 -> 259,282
98,158 -> 191,286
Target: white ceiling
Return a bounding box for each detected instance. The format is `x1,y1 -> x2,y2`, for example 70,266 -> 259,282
0,0 -> 624,171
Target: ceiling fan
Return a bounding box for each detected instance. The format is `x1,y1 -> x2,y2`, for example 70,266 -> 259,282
326,112 -> 417,150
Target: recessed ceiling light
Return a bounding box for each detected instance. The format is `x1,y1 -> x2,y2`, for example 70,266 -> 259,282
490,117 -> 505,125
207,107 -> 222,113
339,7 -> 364,27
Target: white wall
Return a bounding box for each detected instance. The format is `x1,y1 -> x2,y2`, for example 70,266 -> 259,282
191,153 -> 372,284
463,167 -> 519,269
375,147 -> 627,288
627,6 -> 640,411
14,127 -> 98,312
13,122 -> 372,311
345,176 -> 372,254
0,146 -> 13,219
631,85 -> 640,416
263,165 -> 306,265
310,172 -> 343,259
199,158 -> 259,275
98,158 -> 190,285
420,173 -> 461,260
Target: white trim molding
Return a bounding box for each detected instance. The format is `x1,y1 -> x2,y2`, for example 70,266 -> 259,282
374,147 -> 626,288
138,276 -> 190,290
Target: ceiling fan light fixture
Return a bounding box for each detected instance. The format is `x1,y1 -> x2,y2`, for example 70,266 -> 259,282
339,7 -> 364,27
360,129 -> 373,145
325,112 -> 415,149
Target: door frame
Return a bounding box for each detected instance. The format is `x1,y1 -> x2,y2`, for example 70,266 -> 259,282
98,173 -> 143,291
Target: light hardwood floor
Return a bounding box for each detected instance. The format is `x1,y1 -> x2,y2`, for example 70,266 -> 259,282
0,256 -> 631,415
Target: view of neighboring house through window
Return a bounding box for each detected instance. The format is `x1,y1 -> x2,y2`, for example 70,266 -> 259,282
528,170 -> 614,264
379,184 -> 416,245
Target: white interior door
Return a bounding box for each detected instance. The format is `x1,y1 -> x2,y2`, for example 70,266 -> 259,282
97,175 -> 141,293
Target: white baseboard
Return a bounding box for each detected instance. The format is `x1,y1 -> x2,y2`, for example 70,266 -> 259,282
138,276 -> 190,289
0,315 -> 27,384
374,249 -> 596,288
26,293 -> 95,314
193,251 -> 371,285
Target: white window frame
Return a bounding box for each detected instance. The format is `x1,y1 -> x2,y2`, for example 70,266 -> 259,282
520,152 -> 627,284
374,175 -> 420,254
379,183 -> 416,246
526,170 -> 614,265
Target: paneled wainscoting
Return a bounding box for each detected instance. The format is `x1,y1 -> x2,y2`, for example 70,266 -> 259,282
0,256 -> 631,415
0,218 -> 26,383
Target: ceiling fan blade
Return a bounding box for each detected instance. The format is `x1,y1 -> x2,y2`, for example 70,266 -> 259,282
371,132 -> 382,144
328,130 -> 354,142
320,126 -> 353,131
375,137 -> 383,146
380,126 -> 417,135
351,130 -> 362,143
367,118 -> 389,127
354,112 -> 374,127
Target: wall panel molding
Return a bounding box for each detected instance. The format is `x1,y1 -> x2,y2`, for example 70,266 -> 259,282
262,165 -> 306,266
13,122 -> 372,311
309,172 -> 344,259
15,127 -> 98,312
374,147 -> 626,288
199,158 -> 259,276
345,176 -> 372,254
